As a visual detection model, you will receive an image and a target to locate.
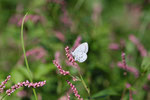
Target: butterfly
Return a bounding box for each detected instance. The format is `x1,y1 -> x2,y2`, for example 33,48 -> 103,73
71,42 -> 88,63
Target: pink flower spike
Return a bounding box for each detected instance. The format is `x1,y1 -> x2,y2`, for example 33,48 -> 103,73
6,80 -> 46,96
67,93 -> 70,100
65,46 -> 76,65
143,85 -> 150,91
66,80 -> 83,100
17,90 -> 27,98
117,62 -> 139,78
71,36 -> 82,52
126,83 -> 131,89
55,31 -> 65,42
18,47 -> 47,64
72,76 -> 78,82
148,74 -> 150,80
92,3 -> 102,24
0,75 -> 11,93
53,60 -> 70,75
121,52 -> 127,69
109,43 -> 120,50
129,34 -> 147,57
129,90 -> 133,100
55,51 -> 61,63
17,15 -> 45,26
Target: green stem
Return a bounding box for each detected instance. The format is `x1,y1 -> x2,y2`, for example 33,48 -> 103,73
120,87 -> 127,100
21,13 -> 38,100
1,94 -> 7,100
78,71 -> 90,97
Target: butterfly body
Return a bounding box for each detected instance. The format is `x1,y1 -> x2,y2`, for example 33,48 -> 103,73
71,42 -> 88,63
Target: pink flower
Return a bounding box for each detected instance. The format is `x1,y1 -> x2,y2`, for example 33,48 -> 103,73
60,12 -> 73,26
121,52 -> 127,69
0,75 -> 11,93
66,80 -> 83,100
55,31 -> 65,42
109,43 -> 120,50
71,36 -> 82,52
67,94 -> 70,100
117,62 -> 139,78
6,80 -> 46,96
17,90 -> 27,97
92,3 -> 102,24
18,47 -> 47,64
148,74 -> 150,80
65,60 -> 80,71
129,90 -> 133,100
17,15 -> 45,26
126,83 -> 131,89
65,46 -> 76,64
125,83 -> 133,100
9,14 -> 22,25
129,34 -> 147,57
48,0 -> 73,27
143,85 -> 150,91
72,76 -> 78,82
55,51 -> 61,63
58,89 -> 72,100
53,60 -> 70,75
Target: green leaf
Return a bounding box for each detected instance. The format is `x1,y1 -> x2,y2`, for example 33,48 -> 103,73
92,88 -> 118,98
18,66 -> 31,79
141,56 -> 150,72
11,68 -> 24,83
34,63 -> 55,79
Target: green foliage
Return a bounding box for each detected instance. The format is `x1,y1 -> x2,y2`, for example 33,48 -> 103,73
141,56 -> 150,72
0,0 -> 150,100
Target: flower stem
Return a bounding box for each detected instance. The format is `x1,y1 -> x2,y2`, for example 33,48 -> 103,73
78,71 -> 90,97
21,13 -> 38,100
1,94 -> 7,100
121,87 -> 127,100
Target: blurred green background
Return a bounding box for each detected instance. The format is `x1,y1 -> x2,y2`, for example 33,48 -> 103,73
1,0 -> 150,100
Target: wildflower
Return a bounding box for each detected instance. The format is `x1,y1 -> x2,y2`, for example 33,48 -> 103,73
129,34 -> 147,57
60,11 -> 73,26
53,60 -> 69,75
65,46 -> 76,64
148,74 -> 150,80
66,80 -> 83,100
17,15 -> 45,26
121,52 -> 127,69
65,60 -> 80,71
0,75 -> 11,93
125,83 -> 133,100
71,36 -> 82,52
143,85 -> 150,91
109,43 -> 120,50
18,47 -> 47,64
6,80 -> 46,96
58,89 -> 72,100
72,76 -> 78,82
55,51 -> 61,63
126,83 -> 131,89
67,94 -> 70,100
17,90 -> 27,97
55,31 -> 65,42
129,90 -> 133,100
117,62 -> 139,77
92,3 -> 102,24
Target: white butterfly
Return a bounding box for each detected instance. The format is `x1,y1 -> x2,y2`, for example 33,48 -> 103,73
71,42 -> 88,63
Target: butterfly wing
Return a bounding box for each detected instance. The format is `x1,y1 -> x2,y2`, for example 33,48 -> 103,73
73,52 -> 87,63
71,42 -> 88,63
73,42 -> 88,54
